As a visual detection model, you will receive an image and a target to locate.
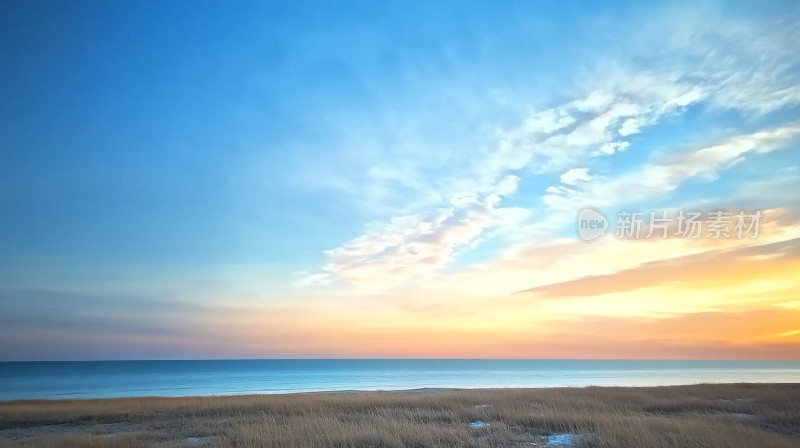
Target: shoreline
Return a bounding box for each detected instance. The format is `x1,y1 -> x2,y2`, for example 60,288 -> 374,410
3,382 -> 800,404
0,387 -> 464,404
2,383 -> 799,447
0,381 -> 800,406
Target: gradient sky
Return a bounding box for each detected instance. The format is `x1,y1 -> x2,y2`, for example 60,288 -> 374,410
1,0 -> 799,360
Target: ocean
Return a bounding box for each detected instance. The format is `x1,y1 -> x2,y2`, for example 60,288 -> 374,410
1,359 -> 798,401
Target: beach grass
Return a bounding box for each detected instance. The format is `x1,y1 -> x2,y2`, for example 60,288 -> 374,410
1,383 -> 799,447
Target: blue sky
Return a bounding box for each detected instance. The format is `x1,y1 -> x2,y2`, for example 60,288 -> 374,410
2,0 -> 800,360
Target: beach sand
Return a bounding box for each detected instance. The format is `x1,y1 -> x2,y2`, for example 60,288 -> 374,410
1,383 -> 798,447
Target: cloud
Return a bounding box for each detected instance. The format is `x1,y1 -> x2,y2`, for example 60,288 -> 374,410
542,122 -> 800,217
560,168 -> 591,185
618,118 -> 641,136
517,237 -> 800,299
298,8 -> 800,293
596,141 -> 630,155
481,72 -> 708,179
314,112 -> 800,292
294,272 -> 334,287
312,72 -> 717,289
320,193 -> 530,289
410,208 -> 800,301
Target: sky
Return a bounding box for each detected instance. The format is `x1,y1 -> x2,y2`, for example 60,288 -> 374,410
1,0 -> 799,360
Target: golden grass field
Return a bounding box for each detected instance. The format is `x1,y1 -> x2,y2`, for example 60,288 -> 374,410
1,383 -> 798,448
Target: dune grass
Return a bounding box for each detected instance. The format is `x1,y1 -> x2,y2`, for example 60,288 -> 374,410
1,383 -> 798,447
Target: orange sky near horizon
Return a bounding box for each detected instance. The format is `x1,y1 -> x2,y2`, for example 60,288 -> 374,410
165,211 -> 800,361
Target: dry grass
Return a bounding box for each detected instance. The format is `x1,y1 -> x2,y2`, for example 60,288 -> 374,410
1,383 -> 798,448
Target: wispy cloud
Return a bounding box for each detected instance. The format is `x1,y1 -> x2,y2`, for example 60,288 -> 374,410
321,192 -> 530,288
542,122 -> 800,216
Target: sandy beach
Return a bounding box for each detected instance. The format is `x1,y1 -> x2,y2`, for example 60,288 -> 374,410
1,383 -> 798,448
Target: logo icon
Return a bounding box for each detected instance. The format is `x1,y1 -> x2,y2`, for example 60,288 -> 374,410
577,208 -> 608,241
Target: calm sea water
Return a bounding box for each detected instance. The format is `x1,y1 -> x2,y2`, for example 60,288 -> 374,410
1,360 -> 798,401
